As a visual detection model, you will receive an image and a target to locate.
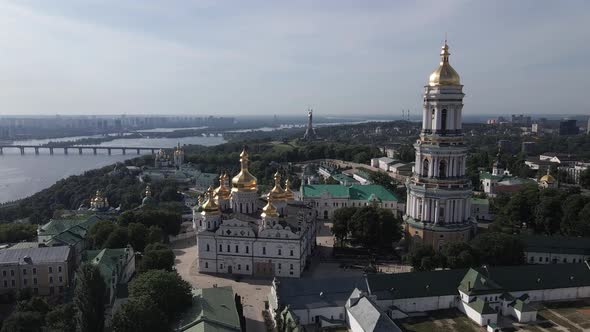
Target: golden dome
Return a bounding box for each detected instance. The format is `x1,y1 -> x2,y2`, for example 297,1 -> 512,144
144,186 -> 152,197
269,171 -> 286,200
174,142 -> 184,156
283,179 -> 294,200
261,195 -> 279,218
231,147 -> 258,192
540,174 -> 556,183
428,41 -> 461,86
201,186 -> 220,215
214,171 -> 231,200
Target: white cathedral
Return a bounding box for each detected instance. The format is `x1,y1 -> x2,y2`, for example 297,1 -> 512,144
193,148 -> 319,278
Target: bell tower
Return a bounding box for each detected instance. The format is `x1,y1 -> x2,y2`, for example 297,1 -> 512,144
405,41 -> 475,251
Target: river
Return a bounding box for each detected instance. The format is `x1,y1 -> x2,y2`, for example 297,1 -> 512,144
0,135 -> 225,204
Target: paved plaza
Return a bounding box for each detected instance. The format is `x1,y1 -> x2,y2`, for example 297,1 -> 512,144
172,222 -> 407,331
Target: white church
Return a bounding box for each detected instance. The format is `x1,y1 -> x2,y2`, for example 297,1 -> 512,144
193,148 -> 319,278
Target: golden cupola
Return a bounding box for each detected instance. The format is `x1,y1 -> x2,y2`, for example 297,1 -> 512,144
201,186 -> 220,215
283,179 -> 294,200
261,194 -> 279,218
174,142 -> 184,156
214,171 -> 231,200
231,148 -> 258,192
268,171 -> 286,201
428,41 -> 461,86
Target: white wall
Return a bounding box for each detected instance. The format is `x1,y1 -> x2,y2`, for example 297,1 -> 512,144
293,307 -> 346,325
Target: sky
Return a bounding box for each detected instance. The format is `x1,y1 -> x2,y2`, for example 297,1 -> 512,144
0,0 -> 588,117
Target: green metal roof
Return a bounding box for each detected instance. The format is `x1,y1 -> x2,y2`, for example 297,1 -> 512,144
467,298 -> 496,315
511,299 -> 535,313
301,184 -> 398,201
175,287 -> 241,332
84,248 -> 128,286
458,268 -> 504,295
40,214 -> 104,237
470,198 -> 489,205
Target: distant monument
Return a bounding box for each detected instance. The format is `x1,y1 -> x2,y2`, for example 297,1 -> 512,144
303,108 -> 317,140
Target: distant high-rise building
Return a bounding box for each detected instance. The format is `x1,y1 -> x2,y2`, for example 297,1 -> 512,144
303,109 -> 317,140
511,114 -> 532,126
404,41 -> 475,251
587,117 -> 590,134
559,119 -> 578,136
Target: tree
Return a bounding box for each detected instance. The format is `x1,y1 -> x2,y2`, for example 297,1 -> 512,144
146,226 -> 164,244
406,244 -> 437,271
0,224 -> 38,243
533,193 -> 563,235
471,232 -> 524,266
112,295 -> 169,332
141,243 -> 175,272
560,195 -> 590,236
0,311 -> 44,332
118,208 -> 182,235
441,242 -> 478,269
347,206 -> 402,249
331,207 -> 357,246
88,220 -> 117,248
74,263 -> 106,332
46,304 -> 77,332
129,270 -> 192,320
127,223 -> 148,252
103,227 -> 129,249
580,168 -> 590,189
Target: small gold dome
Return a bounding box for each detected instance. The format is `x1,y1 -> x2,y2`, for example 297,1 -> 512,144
201,186 -> 220,215
428,41 -> 461,86
269,171 -> 286,201
540,174 -> 556,183
144,186 -> 152,197
231,148 -> 258,192
261,195 -> 279,218
214,171 -> 231,200
283,179 -> 294,200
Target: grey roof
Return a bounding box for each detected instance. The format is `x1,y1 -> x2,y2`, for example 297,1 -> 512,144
275,276 -> 368,310
522,235 -> 590,255
367,269 -> 468,300
347,296 -> 401,332
0,246 -> 71,265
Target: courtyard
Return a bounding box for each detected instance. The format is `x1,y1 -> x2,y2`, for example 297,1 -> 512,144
172,221 -> 364,332
399,301 -> 590,332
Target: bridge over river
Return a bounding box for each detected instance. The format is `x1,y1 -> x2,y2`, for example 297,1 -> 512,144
0,145 -> 166,156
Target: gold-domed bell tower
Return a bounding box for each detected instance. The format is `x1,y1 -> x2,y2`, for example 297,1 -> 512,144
173,142 -> 184,167
404,40 -> 475,252
268,171 -> 287,215
214,171 -> 231,211
231,147 -> 259,214
261,194 -> 280,230
194,186 -> 221,232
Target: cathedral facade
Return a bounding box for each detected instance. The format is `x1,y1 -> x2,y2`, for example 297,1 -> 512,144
404,42 -> 476,251
193,148 -> 318,278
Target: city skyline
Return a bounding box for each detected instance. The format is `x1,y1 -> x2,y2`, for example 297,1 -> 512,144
0,1 -> 588,116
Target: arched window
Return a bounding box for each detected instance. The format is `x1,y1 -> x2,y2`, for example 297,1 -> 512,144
439,160 -> 447,178
431,109 -> 435,130
441,109 -> 448,131
323,210 -> 329,219
422,159 -> 430,177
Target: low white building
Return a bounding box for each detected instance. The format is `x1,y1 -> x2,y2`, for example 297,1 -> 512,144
522,235 -> 590,264
471,198 -> 493,222
300,184 -> 401,220
270,263 -> 590,331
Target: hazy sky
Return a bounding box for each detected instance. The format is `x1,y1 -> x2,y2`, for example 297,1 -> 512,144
0,0 -> 588,116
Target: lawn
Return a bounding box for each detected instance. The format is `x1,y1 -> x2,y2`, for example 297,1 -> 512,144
399,309 -> 484,332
